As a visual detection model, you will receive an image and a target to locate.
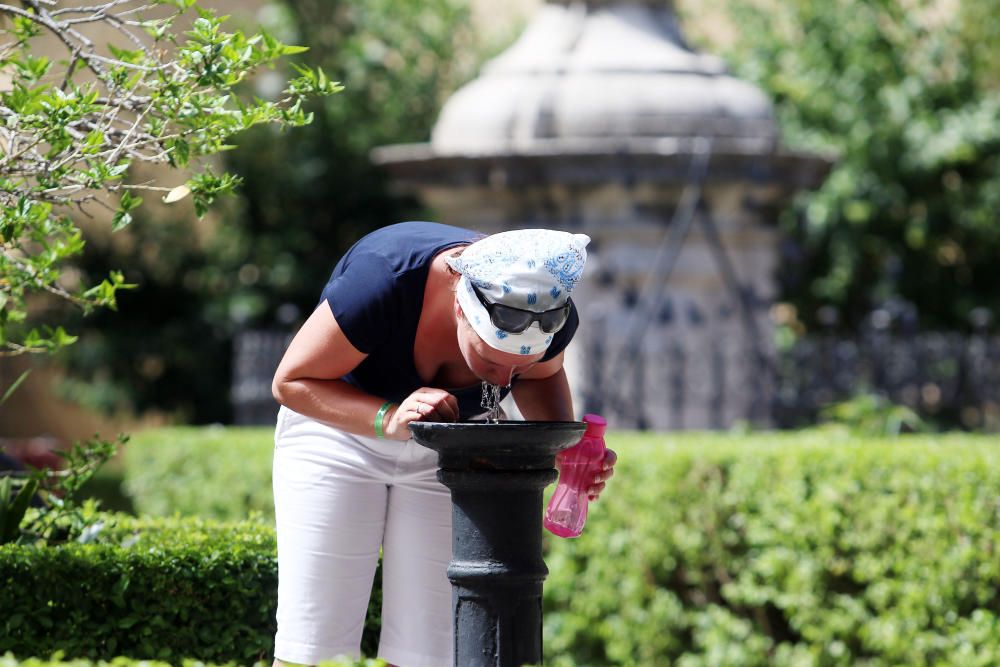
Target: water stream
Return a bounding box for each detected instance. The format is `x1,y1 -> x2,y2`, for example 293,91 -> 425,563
480,382 -> 505,423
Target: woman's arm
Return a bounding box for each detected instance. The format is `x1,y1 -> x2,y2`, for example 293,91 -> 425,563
510,353 -> 574,421
272,304 -> 458,440
511,352 -> 616,500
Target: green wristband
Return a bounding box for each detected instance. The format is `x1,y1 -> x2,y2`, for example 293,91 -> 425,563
374,401 -> 394,439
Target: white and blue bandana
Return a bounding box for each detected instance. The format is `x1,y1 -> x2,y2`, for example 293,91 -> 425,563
447,228 -> 590,355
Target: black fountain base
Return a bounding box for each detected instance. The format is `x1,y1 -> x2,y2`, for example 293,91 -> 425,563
409,420 -> 585,667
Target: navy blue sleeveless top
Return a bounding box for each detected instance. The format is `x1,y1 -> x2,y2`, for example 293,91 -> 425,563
319,222 -> 579,419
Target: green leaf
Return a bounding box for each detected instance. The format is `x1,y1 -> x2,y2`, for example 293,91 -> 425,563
167,138 -> 191,167
0,476 -> 11,530
81,129 -> 105,155
50,326 -> 79,348
141,17 -> 174,41
107,44 -> 146,65
119,190 -> 143,212
1,368 -> 31,406
2,477 -> 38,544
111,210 -> 132,232
11,15 -> 41,43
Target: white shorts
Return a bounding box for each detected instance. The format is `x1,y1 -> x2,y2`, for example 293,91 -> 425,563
272,406 -> 453,667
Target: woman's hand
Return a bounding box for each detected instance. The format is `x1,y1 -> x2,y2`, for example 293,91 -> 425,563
383,387 -> 460,440
587,448 -> 617,501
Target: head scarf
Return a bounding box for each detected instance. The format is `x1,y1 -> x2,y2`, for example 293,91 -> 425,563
446,228 -> 590,355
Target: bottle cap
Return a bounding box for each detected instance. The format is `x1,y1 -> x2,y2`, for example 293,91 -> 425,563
582,413 -> 607,437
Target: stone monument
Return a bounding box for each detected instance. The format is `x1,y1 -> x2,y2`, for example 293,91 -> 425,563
374,0 -> 831,429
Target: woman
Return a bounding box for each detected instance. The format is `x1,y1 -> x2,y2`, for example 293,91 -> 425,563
271,221 -> 616,667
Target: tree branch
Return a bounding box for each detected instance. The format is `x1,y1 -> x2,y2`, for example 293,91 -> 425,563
0,3 -> 107,78
1,248 -> 87,305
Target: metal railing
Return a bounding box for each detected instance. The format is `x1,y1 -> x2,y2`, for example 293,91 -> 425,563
233,328 -> 1000,431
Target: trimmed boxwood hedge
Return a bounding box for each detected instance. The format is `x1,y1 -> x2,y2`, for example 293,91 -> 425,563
542,430 -> 1000,666
0,515 -> 381,663
77,427 -> 1000,665
120,427 -> 275,521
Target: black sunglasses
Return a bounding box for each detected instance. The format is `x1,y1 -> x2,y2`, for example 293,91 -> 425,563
471,283 -> 572,334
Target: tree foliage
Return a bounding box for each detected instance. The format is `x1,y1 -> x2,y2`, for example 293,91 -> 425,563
0,0 -> 340,357
705,0 -> 1000,332
216,0 -> 483,328
59,0 -> 484,422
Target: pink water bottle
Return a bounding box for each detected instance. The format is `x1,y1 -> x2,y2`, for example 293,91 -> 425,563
544,414 -> 607,538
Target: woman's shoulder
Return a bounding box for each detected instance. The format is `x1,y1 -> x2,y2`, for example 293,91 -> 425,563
344,222 -> 478,276
364,221 -> 477,249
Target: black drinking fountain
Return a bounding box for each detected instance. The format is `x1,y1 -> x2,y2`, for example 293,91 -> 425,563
409,420 -> 586,667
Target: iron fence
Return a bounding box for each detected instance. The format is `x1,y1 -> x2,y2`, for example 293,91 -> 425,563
233,329 -> 1000,431
771,331 -> 1000,430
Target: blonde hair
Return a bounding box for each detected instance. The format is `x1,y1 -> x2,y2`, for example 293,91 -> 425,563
445,246 -> 467,277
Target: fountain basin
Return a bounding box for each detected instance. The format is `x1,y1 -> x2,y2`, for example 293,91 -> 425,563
409,420 -> 586,470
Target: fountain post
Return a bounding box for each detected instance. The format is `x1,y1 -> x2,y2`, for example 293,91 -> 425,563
409,420 -> 586,667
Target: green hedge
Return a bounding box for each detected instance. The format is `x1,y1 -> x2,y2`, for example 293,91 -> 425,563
0,515 -> 381,663
543,430 -> 1000,666
108,427 -> 1000,665
120,427 -> 274,521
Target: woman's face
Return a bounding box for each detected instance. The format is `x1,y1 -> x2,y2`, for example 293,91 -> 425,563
455,307 -> 544,386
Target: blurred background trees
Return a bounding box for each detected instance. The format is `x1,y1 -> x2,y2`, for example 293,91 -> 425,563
693,0 -> 1000,334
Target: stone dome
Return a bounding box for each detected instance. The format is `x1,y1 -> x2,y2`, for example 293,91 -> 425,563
431,2 -> 779,156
